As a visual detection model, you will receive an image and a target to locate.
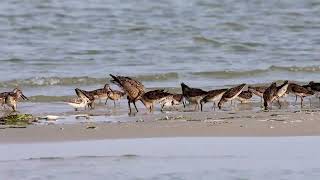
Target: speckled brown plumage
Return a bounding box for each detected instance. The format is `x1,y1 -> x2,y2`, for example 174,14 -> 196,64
107,88 -> 126,107
248,86 -> 267,98
236,91 -> 253,103
288,83 -> 314,107
171,94 -> 185,108
263,82 -> 277,110
141,89 -> 173,112
200,88 -> 227,111
3,88 -> 28,111
218,84 -> 246,109
110,74 -> 145,113
181,83 -> 207,111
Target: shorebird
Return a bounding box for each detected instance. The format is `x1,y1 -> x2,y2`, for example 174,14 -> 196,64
171,94 -> 186,108
67,89 -> 91,111
248,86 -> 267,102
263,82 -> 278,110
307,81 -> 320,104
200,88 -> 227,111
236,90 -> 253,103
273,80 -> 289,108
287,83 -> 314,107
74,88 -> 95,109
140,89 -> 173,112
110,74 -> 145,113
218,84 -> 246,109
2,88 -> 28,112
263,81 -> 289,110
91,83 -> 111,104
106,88 -> 126,107
181,83 -> 207,111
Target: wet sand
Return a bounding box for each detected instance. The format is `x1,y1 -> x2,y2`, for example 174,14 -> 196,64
1,109 -> 320,143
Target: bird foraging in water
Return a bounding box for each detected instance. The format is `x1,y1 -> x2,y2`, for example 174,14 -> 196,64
67,89 -> 92,111
2,88 -> 28,112
218,84 -> 246,109
74,88 -> 96,109
109,74 -> 145,114
263,82 -> 278,110
263,81 -> 289,110
287,83 -> 314,107
248,86 -> 267,102
106,88 -> 126,107
236,90 -> 253,104
306,81 -> 320,105
91,83 -> 111,104
140,89 -> 173,112
181,83 -> 207,111
200,88 -> 227,111
171,94 -> 186,108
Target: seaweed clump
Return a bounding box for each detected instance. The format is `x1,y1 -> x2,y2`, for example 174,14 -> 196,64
0,114 -> 35,126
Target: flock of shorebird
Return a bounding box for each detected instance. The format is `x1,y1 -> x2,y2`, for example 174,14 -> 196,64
1,74 -> 320,114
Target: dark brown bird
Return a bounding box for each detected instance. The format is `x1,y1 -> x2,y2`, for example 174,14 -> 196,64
307,81 -> 320,104
262,81 -> 288,110
110,74 -> 145,113
263,82 -> 278,110
181,83 -> 207,111
287,83 -> 314,107
141,89 -> 173,112
171,94 -> 186,108
218,84 -> 246,109
236,90 -> 253,103
200,88 -> 227,111
248,86 -> 267,102
3,88 -> 28,112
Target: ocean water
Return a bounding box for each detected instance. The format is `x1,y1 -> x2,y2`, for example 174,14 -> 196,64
0,137 -> 320,180
1,0 -> 320,115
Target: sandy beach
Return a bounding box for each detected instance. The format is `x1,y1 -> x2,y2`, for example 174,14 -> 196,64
1,109 -> 320,143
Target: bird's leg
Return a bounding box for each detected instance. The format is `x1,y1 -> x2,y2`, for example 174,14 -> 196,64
277,100 -> 281,109
301,97 -> 303,108
105,98 -> 108,105
161,104 -> 165,112
200,102 -> 204,112
294,96 -> 297,106
128,99 -> 132,114
133,101 -> 139,112
309,98 -> 312,107
113,100 -> 116,107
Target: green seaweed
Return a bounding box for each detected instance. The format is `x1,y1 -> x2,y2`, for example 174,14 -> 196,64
0,114 -> 35,126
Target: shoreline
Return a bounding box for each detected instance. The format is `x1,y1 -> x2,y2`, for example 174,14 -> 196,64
1,109 -> 320,143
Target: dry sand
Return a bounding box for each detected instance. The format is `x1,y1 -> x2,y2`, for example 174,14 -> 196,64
1,109 -> 320,143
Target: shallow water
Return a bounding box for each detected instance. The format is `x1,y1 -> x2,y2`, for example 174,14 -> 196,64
1,0 -> 320,118
0,137 -> 320,179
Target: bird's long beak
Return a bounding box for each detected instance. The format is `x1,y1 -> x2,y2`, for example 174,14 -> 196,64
21,93 -> 29,100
